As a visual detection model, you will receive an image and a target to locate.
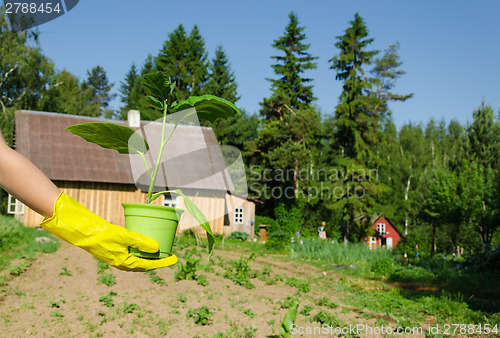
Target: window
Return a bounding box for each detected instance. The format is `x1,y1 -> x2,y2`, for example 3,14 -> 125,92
377,223 -> 386,236
7,194 -> 25,215
163,194 -> 178,208
234,208 -> 244,224
368,236 -> 377,250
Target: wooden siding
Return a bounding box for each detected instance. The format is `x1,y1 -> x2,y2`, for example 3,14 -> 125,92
224,194 -> 255,238
16,182 -> 228,236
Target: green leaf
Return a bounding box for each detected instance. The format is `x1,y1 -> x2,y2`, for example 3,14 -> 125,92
170,94 -> 240,123
173,189 -> 214,258
279,300 -> 299,338
65,122 -> 149,155
142,72 -> 172,102
146,95 -> 164,110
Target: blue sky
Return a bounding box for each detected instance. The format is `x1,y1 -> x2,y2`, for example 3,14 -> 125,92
31,0 -> 500,129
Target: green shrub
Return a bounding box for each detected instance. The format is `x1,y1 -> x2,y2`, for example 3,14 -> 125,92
226,231 -> 249,241
371,256 -> 394,277
265,229 -> 290,252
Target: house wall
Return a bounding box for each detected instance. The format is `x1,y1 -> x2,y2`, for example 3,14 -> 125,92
223,195 -> 255,239
361,218 -> 402,249
371,217 -> 402,248
16,181 -> 228,236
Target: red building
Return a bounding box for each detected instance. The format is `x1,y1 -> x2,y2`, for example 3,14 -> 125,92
364,216 -> 403,249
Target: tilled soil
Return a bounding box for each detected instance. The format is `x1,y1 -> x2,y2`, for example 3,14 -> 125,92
0,241 -> 406,337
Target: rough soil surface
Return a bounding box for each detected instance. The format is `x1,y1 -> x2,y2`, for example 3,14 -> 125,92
0,241 -> 418,337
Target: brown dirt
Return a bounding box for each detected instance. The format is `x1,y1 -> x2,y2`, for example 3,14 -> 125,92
0,241 -> 421,337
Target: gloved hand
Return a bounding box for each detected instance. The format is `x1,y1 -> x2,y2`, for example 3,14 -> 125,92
40,191 -> 178,272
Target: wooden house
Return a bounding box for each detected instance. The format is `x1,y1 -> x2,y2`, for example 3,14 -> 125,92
9,110 -> 255,238
363,216 -> 403,249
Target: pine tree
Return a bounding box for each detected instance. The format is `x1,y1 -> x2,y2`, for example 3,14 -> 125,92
205,45 -> 239,102
370,42 -> 413,121
268,12 -> 317,110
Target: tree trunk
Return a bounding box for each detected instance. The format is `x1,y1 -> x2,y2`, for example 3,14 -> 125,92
404,174 -> 411,236
431,222 -> 436,257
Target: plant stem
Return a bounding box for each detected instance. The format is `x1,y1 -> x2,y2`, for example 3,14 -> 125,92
147,103 -> 178,203
138,152 -> 152,183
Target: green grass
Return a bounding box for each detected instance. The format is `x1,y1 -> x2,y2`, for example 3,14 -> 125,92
0,214 -> 59,272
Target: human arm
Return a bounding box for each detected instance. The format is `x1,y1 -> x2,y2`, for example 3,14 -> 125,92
0,129 -> 60,218
0,128 -> 177,271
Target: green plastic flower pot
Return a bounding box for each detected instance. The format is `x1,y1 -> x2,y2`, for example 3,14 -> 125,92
122,203 -> 184,259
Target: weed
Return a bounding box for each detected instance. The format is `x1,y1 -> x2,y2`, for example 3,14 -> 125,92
59,267 -> 72,276
223,254 -> 255,289
278,295 -> 298,309
99,291 -> 118,308
49,299 -> 65,308
310,310 -> 340,325
121,302 -> 139,314
186,306 -> 212,326
96,259 -> 110,274
9,262 -> 28,276
299,305 -> 313,316
244,327 -> 256,337
196,273 -> 209,286
242,308 -> 256,318
50,311 -> 64,318
98,273 -> 116,287
174,248 -> 201,282
315,296 -> 337,309
147,270 -> 166,285
177,293 -> 187,303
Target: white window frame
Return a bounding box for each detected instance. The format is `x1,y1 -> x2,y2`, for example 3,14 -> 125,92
163,194 -> 179,208
377,223 -> 386,236
368,236 -> 377,250
234,208 -> 244,224
7,194 -> 25,215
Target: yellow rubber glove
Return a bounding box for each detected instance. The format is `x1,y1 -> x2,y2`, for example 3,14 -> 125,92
40,191 -> 178,272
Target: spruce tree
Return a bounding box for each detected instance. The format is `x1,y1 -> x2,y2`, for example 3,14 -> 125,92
118,63 -> 141,118
330,12 -> 379,163
205,45 -> 239,102
155,24 -> 190,100
328,13 -> 386,242
155,24 -> 208,101
81,65 -> 115,117
186,25 -> 209,96
268,12 -> 317,110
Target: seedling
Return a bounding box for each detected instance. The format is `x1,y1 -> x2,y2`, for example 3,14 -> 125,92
99,291 -> 118,308
66,71 -> 240,258
186,306 -> 212,326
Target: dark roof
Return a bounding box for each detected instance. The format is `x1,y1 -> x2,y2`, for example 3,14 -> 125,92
14,110 -> 233,191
